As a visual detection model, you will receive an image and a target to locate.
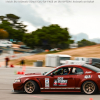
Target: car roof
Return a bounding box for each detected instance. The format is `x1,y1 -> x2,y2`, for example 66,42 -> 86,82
57,64 -> 92,69
58,64 -> 100,72
57,64 -> 82,68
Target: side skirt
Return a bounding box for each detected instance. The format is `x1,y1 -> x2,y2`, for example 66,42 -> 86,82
40,87 -> 81,92
41,90 -> 81,92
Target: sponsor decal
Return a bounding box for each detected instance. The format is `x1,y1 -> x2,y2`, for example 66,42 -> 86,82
98,75 -> 100,78
84,75 -> 92,79
54,80 -> 58,86
45,78 -> 49,87
85,71 -> 92,74
53,77 -> 68,86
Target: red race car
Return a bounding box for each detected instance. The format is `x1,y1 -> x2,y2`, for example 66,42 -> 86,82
13,64 -> 100,94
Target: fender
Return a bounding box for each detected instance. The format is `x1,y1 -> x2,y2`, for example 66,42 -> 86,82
77,78 -> 99,89
22,77 -> 41,87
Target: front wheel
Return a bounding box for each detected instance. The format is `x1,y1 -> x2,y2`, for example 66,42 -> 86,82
24,81 -> 39,94
82,81 -> 97,94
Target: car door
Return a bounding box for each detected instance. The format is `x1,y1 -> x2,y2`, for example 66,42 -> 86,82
50,74 -> 76,91
41,67 -> 76,92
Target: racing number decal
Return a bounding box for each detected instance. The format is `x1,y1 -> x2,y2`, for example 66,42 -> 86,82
84,75 -> 92,79
53,77 -> 68,86
45,78 -> 49,87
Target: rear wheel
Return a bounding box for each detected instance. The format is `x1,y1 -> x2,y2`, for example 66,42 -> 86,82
82,81 -> 97,94
24,81 -> 39,94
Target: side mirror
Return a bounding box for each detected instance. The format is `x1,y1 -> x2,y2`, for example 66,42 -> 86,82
43,72 -> 47,75
50,73 -> 53,77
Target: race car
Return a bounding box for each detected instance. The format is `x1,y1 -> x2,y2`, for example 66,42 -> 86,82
13,64 -> 100,94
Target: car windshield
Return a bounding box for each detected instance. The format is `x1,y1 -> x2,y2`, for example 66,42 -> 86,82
82,64 -> 100,72
44,68 -> 56,75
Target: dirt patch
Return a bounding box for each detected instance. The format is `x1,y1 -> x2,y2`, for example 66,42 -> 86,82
12,44 -> 20,48
8,44 -> 100,66
9,54 -> 46,66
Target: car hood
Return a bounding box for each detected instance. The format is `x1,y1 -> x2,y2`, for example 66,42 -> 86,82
25,72 -> 42,75
18,72 -> 43,79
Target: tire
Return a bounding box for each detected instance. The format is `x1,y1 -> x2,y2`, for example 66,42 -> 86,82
82,81 -> 97,94
24,80 -> 39,94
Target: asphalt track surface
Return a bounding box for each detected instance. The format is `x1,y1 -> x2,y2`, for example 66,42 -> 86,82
0,66 -> 100,100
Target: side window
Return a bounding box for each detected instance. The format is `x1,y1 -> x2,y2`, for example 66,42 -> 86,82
52,67 -> 70,76
69,67 -> 83,75
53,68 -> 63,75
47,67 -> 83,76
75,68 -> 83,74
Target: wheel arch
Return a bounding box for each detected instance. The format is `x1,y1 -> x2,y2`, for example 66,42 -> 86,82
23,79 -> 41,90
80,80 -> 99,92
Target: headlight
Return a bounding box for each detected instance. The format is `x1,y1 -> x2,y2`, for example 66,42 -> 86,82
14,79 -> 21,83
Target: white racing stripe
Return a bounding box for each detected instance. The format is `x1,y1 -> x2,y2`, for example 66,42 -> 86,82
40,87 -> 80,90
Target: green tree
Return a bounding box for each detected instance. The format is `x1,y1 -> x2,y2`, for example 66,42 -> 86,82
5,14 -> 27,32
23,24 -> 73,49
77,39 -> 97,47
6,14 -> 20,24
23,33 -> 35,48
0,16 -> 5,21
0,14 -> 27,41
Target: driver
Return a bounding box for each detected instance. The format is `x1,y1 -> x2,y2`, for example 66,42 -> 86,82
54,69 -> 59,75
54,68 -> 63,75
63,69 -> 68,75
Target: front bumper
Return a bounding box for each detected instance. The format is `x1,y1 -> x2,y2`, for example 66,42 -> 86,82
12,89 -> 24,93
13,82 -> 24,91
